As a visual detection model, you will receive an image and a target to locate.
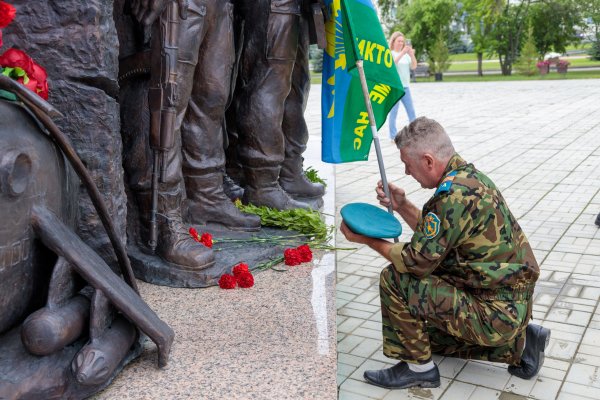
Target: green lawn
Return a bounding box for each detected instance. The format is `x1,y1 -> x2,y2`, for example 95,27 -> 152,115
566,42 -> 592,52
449,53 -> 482,62
567,57 -> 600,67
447,60 -> 501,72
446,56 -> 600,72
415,69 -> 600,83
447,45 -> 595,66
310,71 -> 322,84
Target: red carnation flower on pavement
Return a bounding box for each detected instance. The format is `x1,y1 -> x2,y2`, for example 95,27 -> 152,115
284,248 -> 302,266
236,271 -> 254,288
232,262 -> 249,277
0,1 -> 16,29
218,273 -> 236,289
200,232 -> 213,248
297,244 -> 313,263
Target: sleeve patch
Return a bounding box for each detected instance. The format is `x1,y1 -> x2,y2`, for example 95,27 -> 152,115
423,212 -> 441,239
434,171 -> 457,195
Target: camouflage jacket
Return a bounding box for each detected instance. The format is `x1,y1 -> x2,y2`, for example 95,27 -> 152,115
389,154 -> 539,295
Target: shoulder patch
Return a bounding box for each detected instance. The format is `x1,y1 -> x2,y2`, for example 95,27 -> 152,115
423,212 -> 441,239
434,171 -> 457,195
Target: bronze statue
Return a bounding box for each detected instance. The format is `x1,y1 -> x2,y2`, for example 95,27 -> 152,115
227,0 -> 326,210
116,0 -> 260,286
0,76 -> 173,399
4,0 -> 129,271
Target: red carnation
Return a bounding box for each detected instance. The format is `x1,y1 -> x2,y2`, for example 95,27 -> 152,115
218,273 -> 236,289
189,226 -> 200,242
0,48 -> 49,99
236,271 -> 254,288
0,1 -> 16,29
284,248 -> 302,266
0,48 -> 34,73
28,61 -> 48,99
189,227 -> 214,248
200,232 -> 213,248
297,244 -> 313,263
232,262 -> 249,277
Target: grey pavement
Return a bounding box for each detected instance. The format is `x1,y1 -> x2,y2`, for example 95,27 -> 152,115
317,79 -> 600,400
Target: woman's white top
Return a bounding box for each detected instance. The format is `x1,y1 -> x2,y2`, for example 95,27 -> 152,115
392,50 -> 411,88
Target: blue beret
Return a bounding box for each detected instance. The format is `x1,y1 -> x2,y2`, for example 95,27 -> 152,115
341,202 -> 402,239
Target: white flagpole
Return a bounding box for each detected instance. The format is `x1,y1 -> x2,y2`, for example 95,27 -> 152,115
355,59 -> 399,242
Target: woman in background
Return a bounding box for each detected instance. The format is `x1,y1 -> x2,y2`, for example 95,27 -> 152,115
388,31 -> 417,140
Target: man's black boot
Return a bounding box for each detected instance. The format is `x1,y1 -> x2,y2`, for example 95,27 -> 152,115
595,212 -> 600,227
363,362 -> 441,389
508,324 -> 551,380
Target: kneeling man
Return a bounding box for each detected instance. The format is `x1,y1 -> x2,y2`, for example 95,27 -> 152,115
340,117 -> 550,389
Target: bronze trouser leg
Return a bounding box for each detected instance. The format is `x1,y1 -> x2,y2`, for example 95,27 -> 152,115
121,0 -> 210,193
119,3 -> 215,269
281,16 -> 310,170
235,0 -> 297,169
177,0 -> 260,229
228,0 -> 311,210
121,78 -> 184,194
278,19 -> 324,200
180,0 -> 234,178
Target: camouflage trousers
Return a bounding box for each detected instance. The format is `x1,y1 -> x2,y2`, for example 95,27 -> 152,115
380,265 -> 530,365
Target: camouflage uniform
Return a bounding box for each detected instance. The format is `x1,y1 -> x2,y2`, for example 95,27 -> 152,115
381,153 -> 539,365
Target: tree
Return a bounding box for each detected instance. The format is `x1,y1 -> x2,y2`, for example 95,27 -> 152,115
529,0 -> 582,57
591,40 -> 600,60
428,33 -> 452,79
490,0 -> 533,76
308,44 -> 323,72
579,0 -> 600,60
312,49 -> 323,73
395,0 -> 458,60
377,0 -> 403,23
463,0 -> 504,76
515,25 -> 540,75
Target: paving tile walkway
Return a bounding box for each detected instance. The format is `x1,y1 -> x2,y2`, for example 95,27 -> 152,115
327,79 -> 600,400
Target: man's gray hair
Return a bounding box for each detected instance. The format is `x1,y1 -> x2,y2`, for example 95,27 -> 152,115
393,117 -> 455,159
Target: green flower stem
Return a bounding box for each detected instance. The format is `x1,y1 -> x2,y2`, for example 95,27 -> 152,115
214,233 -> 308,244
252,256 -> 285,272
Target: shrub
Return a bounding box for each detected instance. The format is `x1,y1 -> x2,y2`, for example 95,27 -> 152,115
590,40 -> 600,61
428,34 -> 451,74
515,26 -> 540,76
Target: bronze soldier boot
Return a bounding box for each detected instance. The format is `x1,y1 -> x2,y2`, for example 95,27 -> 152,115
222,172 -> 244,201
243,166 -> 312,210
137,189 -> 215,270
185,174 -> 261,231
279,156 -> 325,200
